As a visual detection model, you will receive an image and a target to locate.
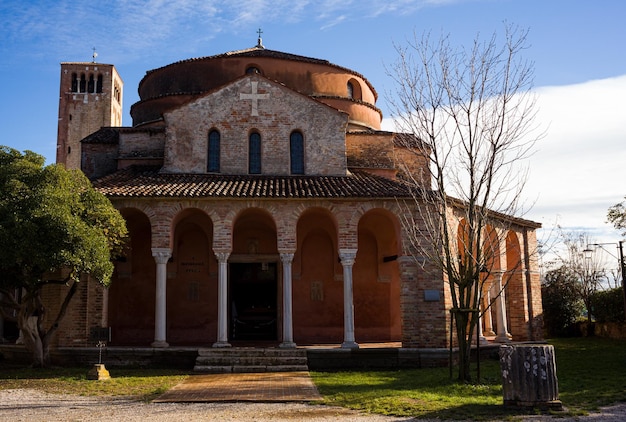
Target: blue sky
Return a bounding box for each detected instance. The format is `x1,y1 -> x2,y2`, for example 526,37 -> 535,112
1,0 -> 625,263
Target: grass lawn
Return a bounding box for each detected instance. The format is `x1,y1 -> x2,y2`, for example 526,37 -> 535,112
311,337 -> 626,420
0,337 -> 625,418
0,366 -> 188,401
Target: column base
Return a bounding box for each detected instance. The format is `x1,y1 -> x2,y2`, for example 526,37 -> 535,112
212,341 -> 232,348
495,334 -> 512,343
279,341 -> 297,349
341,341 -> 359,349
151,340 -> 169,348
475,335 -> 491,346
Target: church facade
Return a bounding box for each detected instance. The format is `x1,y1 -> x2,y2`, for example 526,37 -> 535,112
48,40 -> 543,350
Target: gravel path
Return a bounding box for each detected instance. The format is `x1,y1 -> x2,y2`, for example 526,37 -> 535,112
0,389 -> 625,421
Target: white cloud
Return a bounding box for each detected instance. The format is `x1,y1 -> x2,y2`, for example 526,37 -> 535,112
0,0 -> 482,63
527,76 -> 626,234
382,75 -> 626,242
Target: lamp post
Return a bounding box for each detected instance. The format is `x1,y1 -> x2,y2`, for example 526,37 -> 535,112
618,241 -> 626,318
583,241 -> 626,318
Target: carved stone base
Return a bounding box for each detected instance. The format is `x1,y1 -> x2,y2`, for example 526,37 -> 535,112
500,344 -> 562,410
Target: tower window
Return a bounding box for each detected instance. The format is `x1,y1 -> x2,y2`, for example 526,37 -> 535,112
347,81 -> 354,99
88,74 -> 95,93
96,74 -> 103,93
71,73 -> 78,92
246,66 -> 261,75
79,74 -> 86,93
249,132 -> 261,174
290,131 -> 304,175
207,130 -> 220,173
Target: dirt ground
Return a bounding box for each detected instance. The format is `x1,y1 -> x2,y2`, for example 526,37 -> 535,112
1,388 -> 626,422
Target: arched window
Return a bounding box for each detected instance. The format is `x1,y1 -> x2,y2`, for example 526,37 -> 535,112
347,78 -> 362,100
88,74 -> 95,93
207,130 -> 220,172
290,131 -> 304,175
96,74 -> 103,93
71,73 -> 78,92
249,132 -> 261,174
79,74 -> 86,93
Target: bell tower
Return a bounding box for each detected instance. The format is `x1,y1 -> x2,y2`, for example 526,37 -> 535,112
56,55 -> 123,169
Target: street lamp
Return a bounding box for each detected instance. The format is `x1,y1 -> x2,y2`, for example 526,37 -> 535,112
585,241 -> 626,318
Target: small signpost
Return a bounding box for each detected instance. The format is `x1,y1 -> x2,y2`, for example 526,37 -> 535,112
87,327 -> 111,381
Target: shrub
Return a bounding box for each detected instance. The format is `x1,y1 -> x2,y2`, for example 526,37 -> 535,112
590,287 -> 625,323
541,266 -> 584,337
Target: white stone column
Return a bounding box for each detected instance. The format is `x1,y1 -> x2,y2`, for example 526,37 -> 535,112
279,253 -> 296,348
494,271 -> 511,343
483,289 -> 495,336
151,248 -> 171,348
476,303 -> 490,346
213,252 -> 231,348
339,249 -> 359,349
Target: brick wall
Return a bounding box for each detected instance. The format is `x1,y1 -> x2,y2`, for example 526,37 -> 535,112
162,75 -> 348,176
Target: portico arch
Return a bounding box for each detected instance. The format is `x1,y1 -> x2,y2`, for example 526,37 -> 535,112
168,208 -> 217,344
229,208 -> 279,341
354,208 -> 402,342
108,208 -> 154,345
505,230 -> 529,340
293,207 -> 341,343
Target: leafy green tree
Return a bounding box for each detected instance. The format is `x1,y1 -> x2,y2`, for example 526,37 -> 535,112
541,266 -> 584,337
0,147 -> 127,367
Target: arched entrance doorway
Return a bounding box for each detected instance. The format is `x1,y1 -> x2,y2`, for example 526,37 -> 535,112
230,208 -> 279,342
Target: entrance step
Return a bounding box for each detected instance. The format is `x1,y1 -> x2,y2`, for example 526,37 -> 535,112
193,347 -> 309,373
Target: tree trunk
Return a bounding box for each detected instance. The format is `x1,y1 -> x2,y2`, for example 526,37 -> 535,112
454,310 -> 472,382
18,314 -> 47,367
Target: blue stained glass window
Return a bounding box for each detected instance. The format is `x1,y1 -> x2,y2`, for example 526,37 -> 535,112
249,132 -> 261,174
290,131 -> 304,174
208,130 -> 220,172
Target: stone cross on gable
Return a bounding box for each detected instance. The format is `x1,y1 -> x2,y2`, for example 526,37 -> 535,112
240,81 -> 269,116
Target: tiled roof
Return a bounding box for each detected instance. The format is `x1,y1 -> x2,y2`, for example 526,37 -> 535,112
81,128 -> 119,144
92,166 -> 412,199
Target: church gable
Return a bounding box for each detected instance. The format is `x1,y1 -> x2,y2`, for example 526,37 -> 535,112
162,74 -> 349,175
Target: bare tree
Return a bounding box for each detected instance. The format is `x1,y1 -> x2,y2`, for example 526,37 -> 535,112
387,25 -> 540,382
552,232 -> 611,322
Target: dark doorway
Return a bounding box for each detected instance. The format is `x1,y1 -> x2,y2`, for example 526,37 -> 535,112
229,262 -> 278,341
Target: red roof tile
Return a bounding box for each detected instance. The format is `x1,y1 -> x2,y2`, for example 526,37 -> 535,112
92,167 -> 412,199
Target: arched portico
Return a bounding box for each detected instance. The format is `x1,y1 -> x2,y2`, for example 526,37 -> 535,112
354,208 -> 402,342
108,208 -> 155,345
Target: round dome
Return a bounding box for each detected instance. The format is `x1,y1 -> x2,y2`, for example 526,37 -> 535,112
131,47 -> 382,130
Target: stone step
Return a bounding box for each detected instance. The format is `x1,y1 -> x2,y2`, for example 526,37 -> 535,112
197,348 -> 306,358
193,364 -> 310,373
193,348 -> 310,373
195,356 -> 308,366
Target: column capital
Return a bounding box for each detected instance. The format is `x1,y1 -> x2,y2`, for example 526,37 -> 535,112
339,249 -> 357,266
280,252 -> 295,264
151,248 -> 171,264
214,251 -> 230,262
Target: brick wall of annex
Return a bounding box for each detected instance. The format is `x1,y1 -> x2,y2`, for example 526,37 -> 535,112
44,277 -> 107,348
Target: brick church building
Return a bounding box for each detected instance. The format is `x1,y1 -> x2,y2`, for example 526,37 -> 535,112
48,37 -> 543,350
